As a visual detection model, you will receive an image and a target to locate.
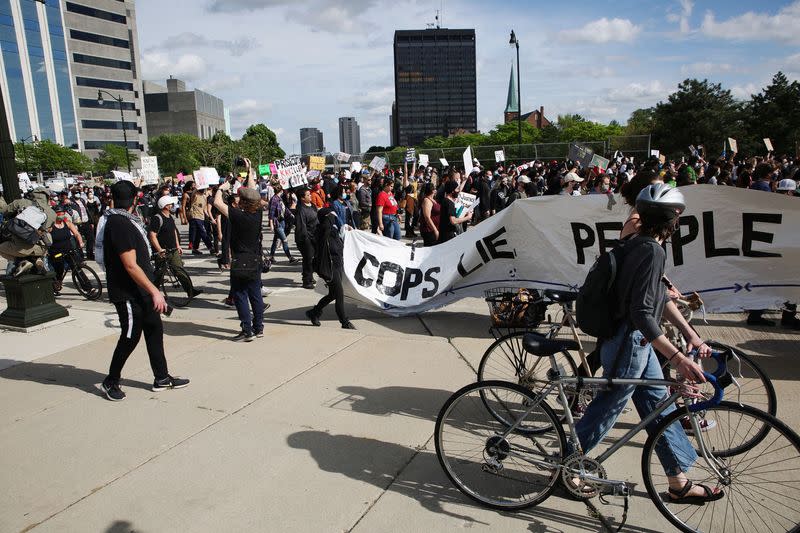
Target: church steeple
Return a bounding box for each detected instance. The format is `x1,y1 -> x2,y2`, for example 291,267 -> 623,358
504,64 -> 519,114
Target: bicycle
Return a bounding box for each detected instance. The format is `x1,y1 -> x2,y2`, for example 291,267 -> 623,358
51,248 -> 103,301
479,289 -> 776,421
435,333 -> 800,532
152,249 -> 196,308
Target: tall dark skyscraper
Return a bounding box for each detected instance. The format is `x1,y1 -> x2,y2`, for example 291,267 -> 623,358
393,28 -> 477,147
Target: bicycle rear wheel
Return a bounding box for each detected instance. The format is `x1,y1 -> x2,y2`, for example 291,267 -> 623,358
162,268 -> 190,308
435,380 -> 565,510
72,265 -> 102,300
478,332 -> 579,420
642,402 -> 800,533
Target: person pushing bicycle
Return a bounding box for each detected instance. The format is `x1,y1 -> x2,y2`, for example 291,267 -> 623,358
49,204 -> 85,295
148,196 -> 202,300
573,183 -> 723,505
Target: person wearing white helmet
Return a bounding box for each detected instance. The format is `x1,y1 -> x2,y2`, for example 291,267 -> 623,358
572,183 -> 724,505
777,178 -> 797,196
148,195 -> 202,301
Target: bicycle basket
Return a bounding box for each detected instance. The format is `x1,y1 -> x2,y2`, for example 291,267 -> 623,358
484,287 -> 546,328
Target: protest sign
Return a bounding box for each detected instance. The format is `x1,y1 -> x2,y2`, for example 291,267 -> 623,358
418,154 -> 429,167
275,156 -> 305,188
494,150 -> 505,162
140,156 -> 159,185
17,172 -> 32,193
405,148 -> 416,163
688,145 -> 698,157
455,192 -> 478,217
369,156 -> 386,172
111,171 -> 134,182
337,152 -> 351,162
308,155 -> 326,171
764,138 -> 774,152
659,154 -> 666,164
350,161 -> 363,173
727,138 -> 738,153
193,167 -> 219,190
342,186 -> 800,315
439,158 -> 449,167
258,164 -> 271,176
193,170 -> 206,189
462,146 -> 473,173
650,150 -> 660,158
238,172 -> 247,178
306,170 -> 321,181
589,154 -> 610,170
568,143 -> 594,168
269,162 -> 278,175
176,172 -> 185,183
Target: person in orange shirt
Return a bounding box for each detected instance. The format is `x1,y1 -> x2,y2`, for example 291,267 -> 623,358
309,178 -> 326,209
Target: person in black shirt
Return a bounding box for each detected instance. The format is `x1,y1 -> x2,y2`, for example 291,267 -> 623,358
99,180 -> 189,401
437,181 -> 472,244
294,187 -> 319,289
213,170 -> 265,342
148,195 -> 202,300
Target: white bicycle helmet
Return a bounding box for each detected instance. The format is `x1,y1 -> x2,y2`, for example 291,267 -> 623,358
635,183 -> 686,223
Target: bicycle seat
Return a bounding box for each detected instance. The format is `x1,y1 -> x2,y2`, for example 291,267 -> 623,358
543,289 -> 578,304
523,332 -> 579,357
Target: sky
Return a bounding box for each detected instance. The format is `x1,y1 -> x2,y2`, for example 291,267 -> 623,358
134,0 -> 800,153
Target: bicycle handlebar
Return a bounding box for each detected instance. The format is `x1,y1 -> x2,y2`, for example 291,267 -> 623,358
685,349 -> 730,412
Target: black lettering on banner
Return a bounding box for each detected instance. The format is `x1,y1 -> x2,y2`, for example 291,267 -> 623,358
742,213 -> 782,258
702,211 -> 739,258
377,262 -> 404,296
457,252 -> 483,277
484,227 -> 515,260
401,268 -> 423,300
476,240 -> 491,263
355,253 -> 379,287
423,268 -> 440,298
670,215 -> 699,267
595,222 -> 623,255
571,222 -> 595,265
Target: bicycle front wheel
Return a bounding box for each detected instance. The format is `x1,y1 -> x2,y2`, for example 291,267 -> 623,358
72,265 -> 102,300
642,401 -> 800,533
478,332 -> 578,419
163,268 -> 190,308
435,380 -> 565,510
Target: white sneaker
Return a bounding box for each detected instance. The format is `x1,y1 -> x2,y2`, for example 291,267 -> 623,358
261,287 -> 273,297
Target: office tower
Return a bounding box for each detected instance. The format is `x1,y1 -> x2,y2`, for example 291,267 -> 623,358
0,0 -> 79,148
63,0 -> 148,158
299,127 -> 323,155
338,116 -> 360,154
393,28 -> 477,147
143,77 -> 225,139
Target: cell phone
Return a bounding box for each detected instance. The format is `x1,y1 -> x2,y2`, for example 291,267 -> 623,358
163,305 -> 174,317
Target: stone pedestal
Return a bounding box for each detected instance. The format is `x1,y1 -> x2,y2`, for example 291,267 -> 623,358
0,272 -> 68,329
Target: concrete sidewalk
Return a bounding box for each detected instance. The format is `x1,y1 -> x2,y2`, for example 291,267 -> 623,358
1,243 -> 799,532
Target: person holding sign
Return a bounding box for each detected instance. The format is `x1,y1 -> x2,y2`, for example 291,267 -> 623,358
376,177 -> 401,240
438,181 -> 473,244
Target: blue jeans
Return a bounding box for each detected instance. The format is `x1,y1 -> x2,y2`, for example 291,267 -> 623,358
231,277 -> 264,335
382,215 -> 401,240
575,323 -> 697,476
270,220 -> 291,259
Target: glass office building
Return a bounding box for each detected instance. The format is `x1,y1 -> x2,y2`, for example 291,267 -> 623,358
0,0 -> 79,147
393,28 -> 477,147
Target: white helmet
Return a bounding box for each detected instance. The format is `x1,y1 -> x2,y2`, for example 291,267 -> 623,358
635,183 -> 685,223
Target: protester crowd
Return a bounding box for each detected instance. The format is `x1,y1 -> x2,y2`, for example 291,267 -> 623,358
0,147 -> 797,400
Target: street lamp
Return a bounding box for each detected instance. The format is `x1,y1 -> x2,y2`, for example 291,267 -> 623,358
97,89 -> 131,173
509,30 -> 522,148
18,134 -> 37,174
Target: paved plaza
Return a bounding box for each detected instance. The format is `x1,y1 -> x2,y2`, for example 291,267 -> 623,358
1,237 -> 798,533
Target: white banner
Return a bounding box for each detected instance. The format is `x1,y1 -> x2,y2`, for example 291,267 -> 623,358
342,186 -> 800,315
140,156 -> 159,185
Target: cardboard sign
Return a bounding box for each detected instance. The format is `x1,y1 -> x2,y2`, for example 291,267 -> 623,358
140,156 -> 159,185
462,146 -> 473,173
274,156 -> 305,188
764,138 -> 774,152
308,155 -> 326,171
405,148 -> 416,163
17,172 -> 32,193
193,167 -> 219,190
337,152 -> 351,162
369,156 -> 386,172
269,162 -> 278,175
439,158 -> 449,167
176,172 -> 185,183
112,171 -> 134,183
727,138 -> 738,153
418,154 -> 429,167
455,192 -> 478,217
659,154 -> 666,164
494,150 -> 505,162
258,164 -> 271,176
589,154 -> 610,170
650,149 -> 660,158
306,170 -> 321,180
350,161 -> 363,173
568,142 -> 594,168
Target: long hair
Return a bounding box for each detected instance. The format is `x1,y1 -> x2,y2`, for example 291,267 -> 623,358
238,196 -> 261,213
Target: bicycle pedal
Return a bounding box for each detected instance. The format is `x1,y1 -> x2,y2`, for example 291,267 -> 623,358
599,481 -> 629,497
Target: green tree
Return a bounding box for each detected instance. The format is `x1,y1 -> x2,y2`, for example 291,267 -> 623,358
559,121 -> 622,142
651,78 -> 744,156
239,123 -> 285,166
92,144 -> 134,175
486,121 -> 543,145
197,131 -> 238,173
625,108 -> 656,136
148,134 -> 202,175
15,140 -> 91,174
744,72 -> 800,155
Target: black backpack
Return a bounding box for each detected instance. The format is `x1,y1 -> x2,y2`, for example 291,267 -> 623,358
576,239 -> 644,339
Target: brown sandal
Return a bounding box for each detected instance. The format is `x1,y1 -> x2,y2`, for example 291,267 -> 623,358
668,480 -> 724,505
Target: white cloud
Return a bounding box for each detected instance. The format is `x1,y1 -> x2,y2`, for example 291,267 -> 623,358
680,62 -> 735,76
141,52 -> 207,82
701,1 -> 800,44
787,53 -> 800,72
607,81 -> 670,103
198,75 -> 243,93
674,0 -> 694,33
156,32 -> 256,56
206,0 -> 293,13
730,83 -> 759,100
558,18 -> 642,44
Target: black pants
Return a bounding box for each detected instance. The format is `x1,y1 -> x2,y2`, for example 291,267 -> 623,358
190,219 -> 213,252
79,223 -> 94,259
109,298 -> 169,381
220,217 -> 231,265
297,238 -> 315,284
313,269 -> 347,324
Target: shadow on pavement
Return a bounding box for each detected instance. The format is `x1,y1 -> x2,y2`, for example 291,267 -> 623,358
287,430 -> 660,532
333,385 -> 454,421
162,320 -> 239,339
0,359 -> 151,395
105,520 -> 142,533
